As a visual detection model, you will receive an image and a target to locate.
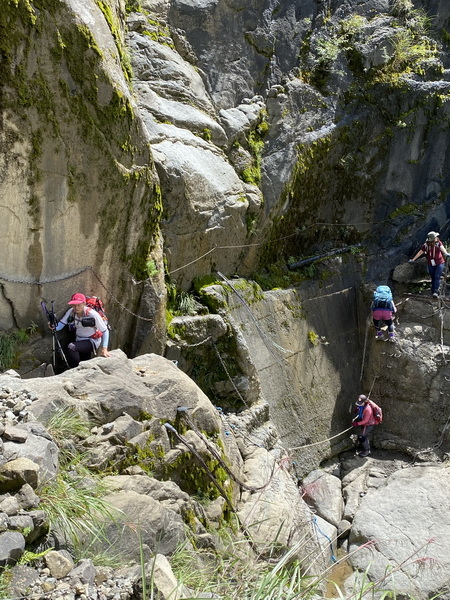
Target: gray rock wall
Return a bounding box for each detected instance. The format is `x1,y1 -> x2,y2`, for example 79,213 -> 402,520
190,256 -> 364,477
362,293 -> 450,457
2,0 -> 450,362
0,0 -> 165,354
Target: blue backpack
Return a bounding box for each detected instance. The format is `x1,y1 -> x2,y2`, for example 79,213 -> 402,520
373,285 -> 393,309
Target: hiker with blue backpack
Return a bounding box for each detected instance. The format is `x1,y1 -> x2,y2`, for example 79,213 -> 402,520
371,285 -> 397,342
408,231 -> 449,298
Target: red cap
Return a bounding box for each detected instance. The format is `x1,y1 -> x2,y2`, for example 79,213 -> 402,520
68,293 -> 86,305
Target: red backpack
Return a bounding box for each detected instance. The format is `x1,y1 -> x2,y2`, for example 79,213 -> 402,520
369,400 -> 383,425
85,296 -> 111,331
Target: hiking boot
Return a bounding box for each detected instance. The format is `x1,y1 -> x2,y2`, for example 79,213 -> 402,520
375,331 -> 383,340
358,450 -> 370,457
433,292 -> 439,298
388,333 -> 395,343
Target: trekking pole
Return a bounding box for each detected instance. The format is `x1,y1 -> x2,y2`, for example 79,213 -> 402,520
41,301 -> 70,370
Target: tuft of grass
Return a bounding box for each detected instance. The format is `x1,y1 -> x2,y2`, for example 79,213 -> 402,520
0,566 -> 12,599
19,548 -> 53,565
146,259 -> 158,277
72,543 -> 125,568
308,331 -> 319,346
0,323 -> 38,370
38,469 -> 118,548
46,407 -> 91,466
47,407 -> 90,443
39,410 -> 122,556
166,282 -> 204,317
125,0 -> 142,14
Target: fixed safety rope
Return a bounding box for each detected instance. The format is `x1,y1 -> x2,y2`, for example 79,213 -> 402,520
167,217 -> 408,276
437,260 -> 449,363
288,427 -> 353,451
211,340 -> 250,408
177,407 -> 275,492
216,270 -> 290,360
0,266 -> 156,322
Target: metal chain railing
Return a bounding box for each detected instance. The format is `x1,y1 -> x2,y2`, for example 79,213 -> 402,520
0,266 -> 156,322
0,266 -> 92,285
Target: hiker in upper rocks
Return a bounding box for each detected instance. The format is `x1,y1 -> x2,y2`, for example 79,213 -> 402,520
371,285 -> 397,342
409,231 -> 449,298
50,293 -> 110,368
352,395 -> 376,457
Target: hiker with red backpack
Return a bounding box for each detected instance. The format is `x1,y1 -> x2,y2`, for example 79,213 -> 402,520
371,285 -> 397,342
50,293 -> 110,368
352,394 -> 382,457
408,231 -> 449,298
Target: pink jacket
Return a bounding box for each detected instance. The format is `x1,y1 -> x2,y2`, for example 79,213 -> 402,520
354,403 -> 376,427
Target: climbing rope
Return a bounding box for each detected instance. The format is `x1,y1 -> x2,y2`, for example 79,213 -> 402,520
312,516 -> 337,563
288,427 -> 353,451
176,408 -> 275,492
167,217 -> 412,276
0,266 -> 92,285
216,270 -> 290,361
0,266 -> 158,323
359,314 -> 371,382
164,422 -> 237,512
89,268 -> 154,322
163,421 -> 282,552
437,260 -> 449,363
211,340 -> 250,408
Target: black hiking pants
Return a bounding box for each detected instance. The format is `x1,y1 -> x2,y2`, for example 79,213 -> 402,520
66,339 -> 94,368
373,318 -> 394,333
357,425 -> 374,452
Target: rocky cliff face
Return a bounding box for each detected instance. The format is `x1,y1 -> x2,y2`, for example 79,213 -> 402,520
0,0 -> 166,354
2,2 -> 450,595
2,0 -> 450,342
1,353 -> 450,599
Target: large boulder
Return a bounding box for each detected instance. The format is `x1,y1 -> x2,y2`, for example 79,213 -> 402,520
0,458 -> 40,492
302,469 -> 344,528
0,531 -> 26,567
100,490 -> 188,561
349,465 -> 450,599
23,352 -> 224,436
236,445 -> 325,572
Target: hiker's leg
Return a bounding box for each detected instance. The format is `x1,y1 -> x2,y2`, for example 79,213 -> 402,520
386,319 -> 395,341
435,263 -> 445,294
363,425 -> 374,452
428,264 -> 436,293
428,264 -> 443,294
373,318 -> 383,338
78,340 -> 95,362
385,318 -> 394,333
66,340 -> 93,368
